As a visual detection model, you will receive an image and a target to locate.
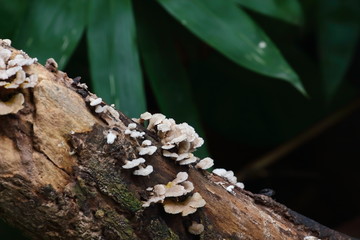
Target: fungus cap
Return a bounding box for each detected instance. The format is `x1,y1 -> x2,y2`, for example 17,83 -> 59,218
140,111 -> 152,120
195,157 -> 214,170
122,158 -> 146,169
0,93 -> 24,115
106,131 -> 117,144
138,145 -> 157,155
188,221 -> 204,235
133,165 -> 153,176
173,172 -> 188,184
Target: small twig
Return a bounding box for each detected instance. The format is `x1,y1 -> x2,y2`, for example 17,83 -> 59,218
237,97 -> 360,180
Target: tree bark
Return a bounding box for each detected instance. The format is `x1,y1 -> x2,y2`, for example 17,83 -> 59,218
0,43 -> 356,240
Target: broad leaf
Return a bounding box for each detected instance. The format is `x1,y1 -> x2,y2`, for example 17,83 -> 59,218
135,1 -> 208,157
318,0 -> 360,99
235,0 -> 304,26
0,0 -> 28,39
87,0 -> 146,117
157,0 -> 306,95
13,0 -> 87,69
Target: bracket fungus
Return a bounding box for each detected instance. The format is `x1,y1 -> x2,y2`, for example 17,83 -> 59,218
195,157 -> 214,170
105,131 -> 117,144
0,93 -> 24,115
0,39 -> 38,115
188,221 -> 205,235
122,158 -> 146,169
163,192 -> 206,216
133,165 -> 153,176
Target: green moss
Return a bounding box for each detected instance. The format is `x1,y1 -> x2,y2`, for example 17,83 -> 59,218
146,219 -> 180,240
84,157 -> 142,213
102,209 -> 139,240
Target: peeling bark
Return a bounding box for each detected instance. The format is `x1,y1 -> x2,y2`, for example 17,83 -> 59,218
0,43 -> 357,240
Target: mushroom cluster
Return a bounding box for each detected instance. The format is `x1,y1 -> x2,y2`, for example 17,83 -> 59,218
135,112 -> 214,169
87,95 -> 120,121
0,39 -> 38,115
142,172 -> 195,207
212,168 -> 245,190
143,172 -> 206,218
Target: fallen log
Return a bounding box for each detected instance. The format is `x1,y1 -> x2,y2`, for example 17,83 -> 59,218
0,40 -> 356,240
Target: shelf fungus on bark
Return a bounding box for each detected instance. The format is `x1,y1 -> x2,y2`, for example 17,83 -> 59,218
188,221 -> 205,235
163,192 -> 206,217
0,39 -> 38,115
0,93 -> 24,115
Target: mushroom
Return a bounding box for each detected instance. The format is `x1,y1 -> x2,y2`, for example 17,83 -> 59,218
162,150 -> 178,159
147,113 -> 166,130
8,53 -> 37,67
188,221 -> 204,235
195,157 -> 214,170
163,192 -> 206,216
235,182 -> 245,189
0,93 -> 24,115
138,145 -> 157,155
182,181 -> 194,193
127,123 -> 137,129
140,111 -> 152,120
179,156 -> 198,165
130,130 -> 145,139
90,97 -> 102,106
133,165 -> 153,176
212,168 -> 238,184
164,184 -> 186,198
226,185 -> 235,193
106,131 -> 117,144
122,158 -> 146,169
173,172 -> 188,184
141,140 -> 152,146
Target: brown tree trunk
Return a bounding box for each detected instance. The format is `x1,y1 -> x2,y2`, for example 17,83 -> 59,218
0,42 -> 356,240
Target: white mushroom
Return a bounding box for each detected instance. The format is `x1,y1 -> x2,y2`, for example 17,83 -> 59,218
122,158 -> 146,169
95,105 -> 105,113
179,156 -> 198,165
138,146 -> 157,155
182,181 -> 194,193
0,93 -> 24,115
163,192 -> 206,216
212,168 -> 227,177
161,144 -> 176,150
226,185 -> 235,193
106,131 -> 117,144
162,150 -> 178,159
188,221 -> 204,235
133,165 -> 153,176
176,152 -> 192,161
153,184 -> 166,196
173,172 -> 188,184
164,184 -> 186,197
235,182 -> 245,189
147,113 -> 166,130
128,123 -> 137,129
141,140 -> 152,146
195,157 -> 214,170
90,97 -> 102,106
130,130 -> 145,139
140,111 -> 152,120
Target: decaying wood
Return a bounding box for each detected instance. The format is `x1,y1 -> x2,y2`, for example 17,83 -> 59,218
0,43 -> 356,240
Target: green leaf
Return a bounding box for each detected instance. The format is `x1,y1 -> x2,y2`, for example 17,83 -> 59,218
135,1 -> 208,158
318,0 -> 360,99
12,0 -> 87,69
157,0 -> 306,95
87,0 -> 146,117
0,0 -> 29,39
235,0 -> 304,26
